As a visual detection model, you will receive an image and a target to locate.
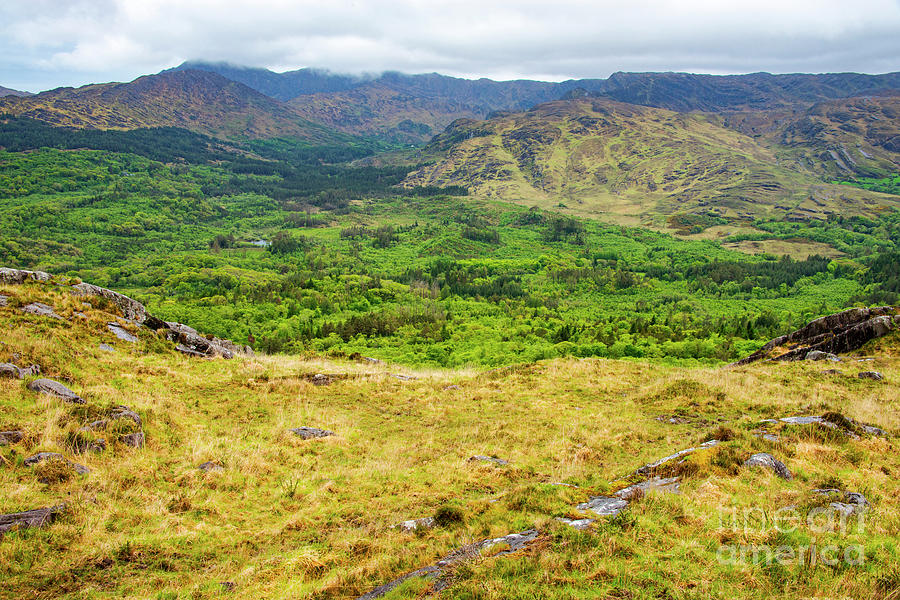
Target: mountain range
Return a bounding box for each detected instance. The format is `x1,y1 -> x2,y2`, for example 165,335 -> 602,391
1,61 -> 898,227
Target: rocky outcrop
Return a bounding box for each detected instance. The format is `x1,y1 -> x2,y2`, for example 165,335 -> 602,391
0,268 -> 51,284
2,267 -> 251,359
733,306 -> 898,365
0,504 -> 67,535
27,378 -> 84,404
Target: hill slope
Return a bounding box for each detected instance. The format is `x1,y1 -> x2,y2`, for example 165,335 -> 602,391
0,86 -> 31,98
0,70 -> 343,141
178,62 -> 900,143
1,275 -> 899,598
401,98 -> 899,226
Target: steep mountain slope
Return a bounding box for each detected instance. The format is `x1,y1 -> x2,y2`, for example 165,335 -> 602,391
167,61 -> 372,101
401,98 -> 898,226
595,71 -> 900,112
178,61 -> 900,143
0,86 -> 31,98
287,73 -> 565,143
0,70 -> 342,141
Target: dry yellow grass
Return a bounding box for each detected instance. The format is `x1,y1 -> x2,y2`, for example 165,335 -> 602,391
1,282 -> 899,599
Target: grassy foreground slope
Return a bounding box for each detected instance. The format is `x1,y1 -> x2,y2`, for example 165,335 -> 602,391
1,282 -> 899,599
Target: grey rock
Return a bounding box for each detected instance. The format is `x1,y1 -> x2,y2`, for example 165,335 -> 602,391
806,350 -> 840,362
27,378 -> 84,403
175,343 -> 207,358
390,373 -> 417,381
858,371 -> 884,381
23,452 -> 90,475
357,529 -> 538,599
198,461 -> 224,472
614,476 -> 681,500
0,268 -> 51,284
71,282 -> 150,322
0,504 -> 66,535
20,302 -> 62,320
634,439 -> 719,477
290,427 -> 334,440
393,516 -> 435,533
468,455 -> 509,466
733,307 -> 896,365
121,432 -> 145,448
107,323 -> 138,343
109,405 -> 142,427
0,431 -> 24,445
576,496 -> 629,516
0,294 -> 8,306
99,343 -> 115,352
556,517 -> 595,530
744,452 -> 792,480
0,363 -> 22,379
443,385 -> 461,390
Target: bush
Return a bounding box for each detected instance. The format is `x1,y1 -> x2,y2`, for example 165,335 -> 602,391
434,505 -> 466,527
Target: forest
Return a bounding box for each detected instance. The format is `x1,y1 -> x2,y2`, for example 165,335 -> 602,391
0,130 -> 898,366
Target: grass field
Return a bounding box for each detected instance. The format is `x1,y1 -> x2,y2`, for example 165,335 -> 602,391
2,282 -> 899,599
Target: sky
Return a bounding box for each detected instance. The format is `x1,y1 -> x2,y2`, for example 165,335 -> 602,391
2,0 -> 900,93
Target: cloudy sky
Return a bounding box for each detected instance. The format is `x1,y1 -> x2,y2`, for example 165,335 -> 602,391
2,0 -> 900,92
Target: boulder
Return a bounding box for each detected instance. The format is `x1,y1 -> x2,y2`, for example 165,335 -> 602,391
0,504 -> 67,535
0,268 -> 51,284
198,461 -> 224,472
1,363 -> 41,379
290,427 -> 334,440
0,294 -> 8,306
27,378 -> 84,403
0,431 -> 24,445
99,343 -> 115,352
744,452 -> 792,479
858,371 -> 884,381
23,452 -> 90,475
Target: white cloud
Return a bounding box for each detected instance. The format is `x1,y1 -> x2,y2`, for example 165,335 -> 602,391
1,0 -> 899,91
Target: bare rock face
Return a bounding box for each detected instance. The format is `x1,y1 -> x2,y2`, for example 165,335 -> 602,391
744,452 -> 792,479
0,504 -> 67,535
733,306 -> 897,365
27,378 -> 84,404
